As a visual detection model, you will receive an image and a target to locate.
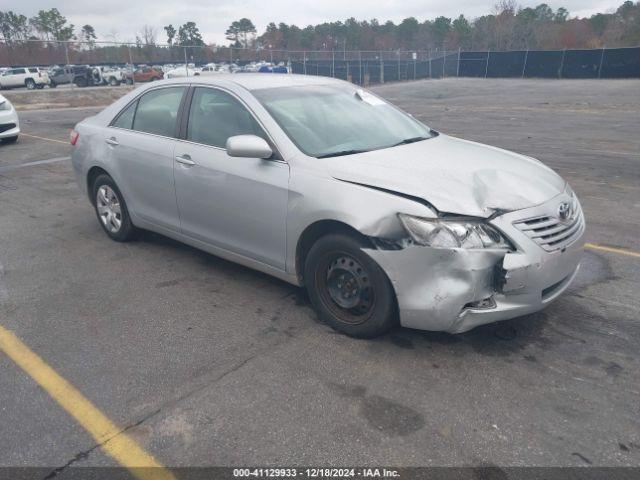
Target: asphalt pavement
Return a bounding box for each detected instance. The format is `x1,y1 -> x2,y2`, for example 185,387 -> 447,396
0,78 -> 638,474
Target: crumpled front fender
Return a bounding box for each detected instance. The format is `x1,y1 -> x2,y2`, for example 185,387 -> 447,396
365,245 -> 506,332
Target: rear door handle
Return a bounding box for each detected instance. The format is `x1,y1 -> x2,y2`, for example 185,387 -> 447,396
175,154 -> 196,166
105,137 -> 119,146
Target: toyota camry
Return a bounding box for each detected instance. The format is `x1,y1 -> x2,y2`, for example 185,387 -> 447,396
70,74 -> 585,337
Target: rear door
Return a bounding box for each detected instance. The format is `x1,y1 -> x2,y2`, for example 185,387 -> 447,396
173,86 -> 289,269
106,85 -> 187,231
9,69 -> 26,87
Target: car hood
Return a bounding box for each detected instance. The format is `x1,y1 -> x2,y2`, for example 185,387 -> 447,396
324,134 -> 566,218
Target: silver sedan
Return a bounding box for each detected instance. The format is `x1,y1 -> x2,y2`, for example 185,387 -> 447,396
70,74 -> 584,337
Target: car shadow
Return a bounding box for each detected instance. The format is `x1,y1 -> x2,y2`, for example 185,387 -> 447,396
133,230 -> 611,359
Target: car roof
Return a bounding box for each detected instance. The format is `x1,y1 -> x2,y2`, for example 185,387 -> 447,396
165,73 -> 346,91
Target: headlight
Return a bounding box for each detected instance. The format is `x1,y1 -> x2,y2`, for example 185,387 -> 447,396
0,100 -> 11,111
398,213 -> 512,250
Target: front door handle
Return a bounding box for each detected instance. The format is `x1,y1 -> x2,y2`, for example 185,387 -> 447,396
105,137 -> 119,146
175,154 -> 196,166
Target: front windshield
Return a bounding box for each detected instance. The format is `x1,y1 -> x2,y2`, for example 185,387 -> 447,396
253,85 -> 434,158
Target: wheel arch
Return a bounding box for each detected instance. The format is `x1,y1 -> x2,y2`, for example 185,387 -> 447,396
295,219 -> 373,286
86,166 -> 111,205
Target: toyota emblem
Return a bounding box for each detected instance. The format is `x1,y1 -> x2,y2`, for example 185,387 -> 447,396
558,201 -> 572,221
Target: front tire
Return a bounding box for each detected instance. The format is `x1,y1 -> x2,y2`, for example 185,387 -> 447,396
92,174 -> 136,242
25,79 -> 36,90
304,233 -> 397,338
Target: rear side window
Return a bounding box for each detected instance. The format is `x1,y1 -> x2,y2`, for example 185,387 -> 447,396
186,87 -> 266,148
132,87 -> 185,137
29,68 -> 38,73
113,101 -> 137,129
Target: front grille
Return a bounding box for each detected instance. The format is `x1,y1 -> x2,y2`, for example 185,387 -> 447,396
513,201 -> 584,252
0,123 -> 16,133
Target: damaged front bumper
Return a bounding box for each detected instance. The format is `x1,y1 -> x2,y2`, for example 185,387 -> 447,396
365,195 -> 585,334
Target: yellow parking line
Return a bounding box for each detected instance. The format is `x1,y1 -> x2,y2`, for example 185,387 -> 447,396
20,132 -> 68,145
585,243 -> 640,258
0,325 -> 175,480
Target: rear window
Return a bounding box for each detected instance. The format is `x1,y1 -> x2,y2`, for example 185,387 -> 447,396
112,101 -> 137,130
132,87 -> 185,137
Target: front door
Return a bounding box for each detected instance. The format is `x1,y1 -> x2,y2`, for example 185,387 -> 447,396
173,86 -> 289,269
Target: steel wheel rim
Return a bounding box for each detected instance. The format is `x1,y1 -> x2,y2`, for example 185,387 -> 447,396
316,252 -> 375,325
96,185 -> 122,233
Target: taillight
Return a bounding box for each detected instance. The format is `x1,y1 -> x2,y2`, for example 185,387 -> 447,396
70,130 -> 80,146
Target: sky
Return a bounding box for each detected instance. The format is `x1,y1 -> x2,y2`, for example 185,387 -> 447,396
2,0 -> 626,45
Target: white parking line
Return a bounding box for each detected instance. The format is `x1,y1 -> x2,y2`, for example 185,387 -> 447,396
0,156 -> 70,173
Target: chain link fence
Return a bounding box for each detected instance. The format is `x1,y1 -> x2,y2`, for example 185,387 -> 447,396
1,40 -> 638,88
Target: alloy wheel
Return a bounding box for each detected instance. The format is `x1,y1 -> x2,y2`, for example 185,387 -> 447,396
96,185 -> 122,233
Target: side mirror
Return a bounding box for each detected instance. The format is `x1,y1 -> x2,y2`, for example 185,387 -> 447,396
226,135 -> 273,160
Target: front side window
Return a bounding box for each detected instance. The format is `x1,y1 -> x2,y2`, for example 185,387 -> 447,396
132,87 -> 185,137
253,85 -> 434,158
186,87 -> 266,148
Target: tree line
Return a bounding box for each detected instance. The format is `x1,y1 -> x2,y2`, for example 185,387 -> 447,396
1,1 -> 639,54
255,1 -> 640,51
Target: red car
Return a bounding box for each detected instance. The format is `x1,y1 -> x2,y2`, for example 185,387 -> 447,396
125,67 -> 164,84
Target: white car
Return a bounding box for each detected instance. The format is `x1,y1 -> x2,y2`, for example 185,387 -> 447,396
165,67 -> 195,79
199,65 -> 222,75
166,65 -> 224,79
0,67 -> 50,90
0,94 -> 19,143
96,67 -> 126,86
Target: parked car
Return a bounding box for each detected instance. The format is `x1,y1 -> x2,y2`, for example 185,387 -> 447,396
95,67 -> 126,86
0,94 -> 19,143
124,67 -> 164,84
165,65 -> 221,79
48,66 -> 76,87
0,67 -> 49,90
258,63 -> 289,73
165,67 -> 199,79
70,75 -> 585,338
49,65 -> 105,88
199,65 -> 221,75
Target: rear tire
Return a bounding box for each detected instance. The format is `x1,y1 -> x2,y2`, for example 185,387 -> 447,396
92,174 -> 136,242
74,77 -> 88,88
304,233 -> 397,338
108,77 -> 119,86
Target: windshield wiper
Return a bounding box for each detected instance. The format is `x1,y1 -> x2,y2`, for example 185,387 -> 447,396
316,149 -> 369,159
390,136 -> 430,147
